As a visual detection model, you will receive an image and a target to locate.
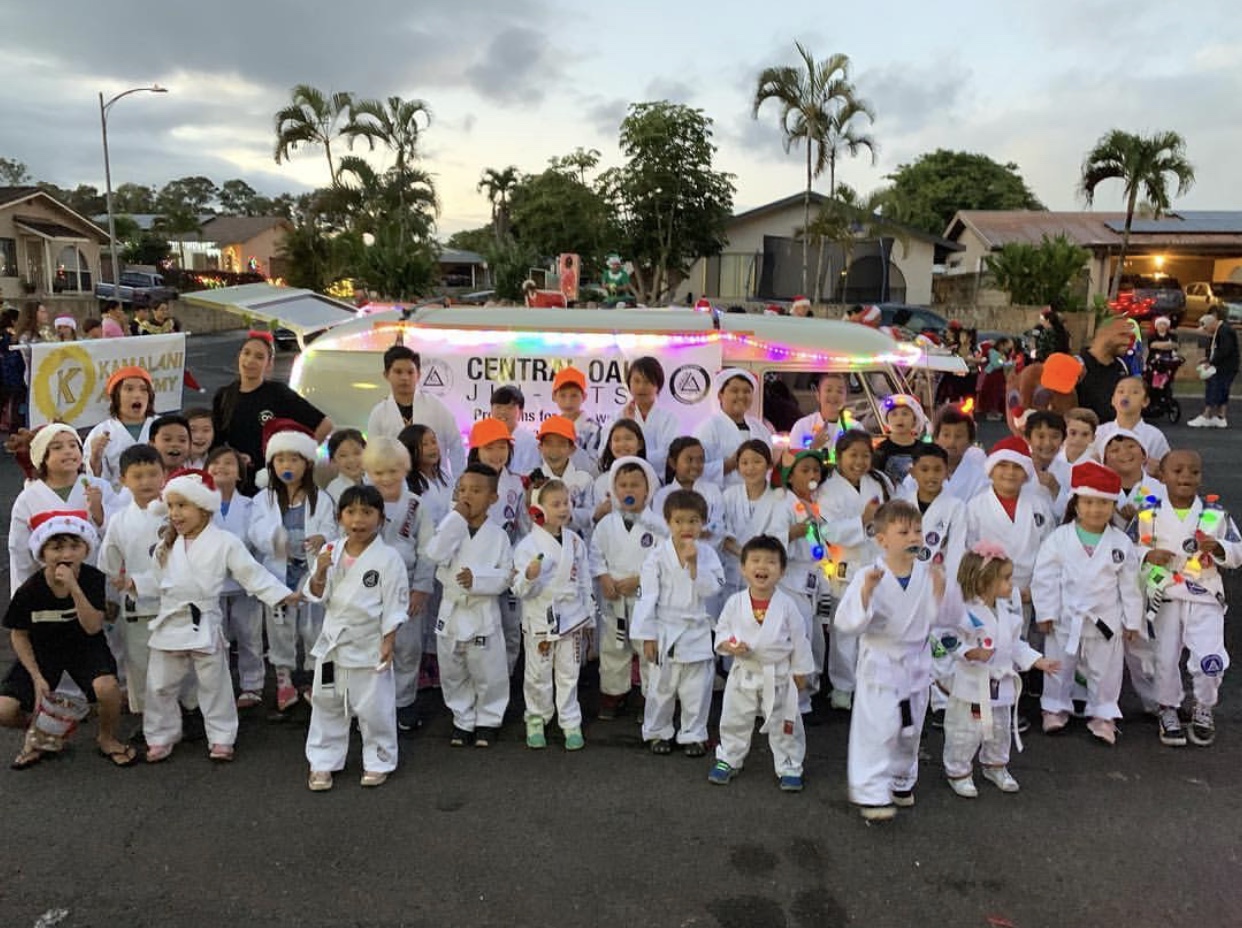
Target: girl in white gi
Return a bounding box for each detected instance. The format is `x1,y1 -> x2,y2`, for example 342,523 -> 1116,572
652,437 -> 725,549
721,439 -> 786,598
591,418 -> 649,525
143,469 -> 295,762
631,489 -> 726,756
694,368 -> 773,488
206,446 -> 264,709
788,372 -> 855,456
8,424 -> 116,592
362,437 -> 434,733
424,463 -> 514,748
84,365 -> 155,491
98,444 -> 166,714
400,423 -> 453,526
1033,461 -> 1143,745
248,419 -> 336,713
303,485 -> 408,790
1141,450 -> 1241,747
183,408 -> 215,471
467,417 -> 528,674
709,535 -> 814,791
532,415 -> 594,536
835,500 -> 945,821
589,456 -> 664,718
512,480 -> 594,750
612,356 -> 679,480
325,428 -> 366,503
941,544 -> 1059,797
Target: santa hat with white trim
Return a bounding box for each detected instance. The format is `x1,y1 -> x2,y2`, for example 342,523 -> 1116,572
162,467 -> 222,513
1070,460 -> 1122,499
985,435 -> 1035,481
28,509 -> 99,563
257,418 -> 319,489
791,295 -> 812,313
29,423 -> 81,470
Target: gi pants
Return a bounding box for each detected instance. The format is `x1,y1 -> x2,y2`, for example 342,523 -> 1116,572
523,629 -> 584,730
599,595 -> 646,697
1123,633 -> 1160,712
1041,625 -> 1124,720
848,677 -> 927,807
438,632 -> 509,731
500,592 -> 521,676
305,662 -> 398,773
145,642 -> 237,747
716,670 -> 805,776
122,615 -> 154,713
265,600 -> 323,674
221,593 -> 263,693
1153,600 -> 1229,709
943,697 -> 1013,778
827,589 -> 858,697
394,611 -> 424,710
642,657 -> 713,745
785,589 -> 823,713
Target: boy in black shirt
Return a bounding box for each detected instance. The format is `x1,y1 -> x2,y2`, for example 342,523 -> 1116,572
0,510 -> 136,769
873,394 -> 928,486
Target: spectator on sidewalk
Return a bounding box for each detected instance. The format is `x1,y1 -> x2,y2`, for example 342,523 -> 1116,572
1189,314 -> 1239,429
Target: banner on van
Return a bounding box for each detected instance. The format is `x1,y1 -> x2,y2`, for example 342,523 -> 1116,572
26,333 -> 186,428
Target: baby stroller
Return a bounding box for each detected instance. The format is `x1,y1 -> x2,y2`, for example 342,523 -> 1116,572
1143,351 -> 1183,424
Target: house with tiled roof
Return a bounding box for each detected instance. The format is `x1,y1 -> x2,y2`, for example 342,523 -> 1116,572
0,187 -> 108,301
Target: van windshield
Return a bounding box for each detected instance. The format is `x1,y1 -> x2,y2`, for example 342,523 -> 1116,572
762,369 -> 902,434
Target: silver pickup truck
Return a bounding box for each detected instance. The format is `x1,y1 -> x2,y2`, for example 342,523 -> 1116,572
95,269 -> 179,307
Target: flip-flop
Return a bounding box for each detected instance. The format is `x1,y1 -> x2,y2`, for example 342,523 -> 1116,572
10,748 -> 44,770
97,744 -> 139,767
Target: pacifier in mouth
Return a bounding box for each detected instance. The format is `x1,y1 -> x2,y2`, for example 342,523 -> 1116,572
904,545 -> 923,555
623,496 -> 636,506
281,470 -> 295,482
808,480 -> 819,491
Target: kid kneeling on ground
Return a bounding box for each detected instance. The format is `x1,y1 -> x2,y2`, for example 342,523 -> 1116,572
710,535 -> 813,791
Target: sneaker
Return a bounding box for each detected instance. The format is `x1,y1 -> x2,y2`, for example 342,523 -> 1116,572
396,705 -> 421,733
1210,416 -> 1229,429
1042,710 -> 1069,733
181,706 -> 206,743
683,741 -> 707,758
1187,414 -> 1213,428
474,727 -> 497,748
563,727 -> 585,751
307,770 -> 334,791
1087,717 -> 1117,745
707,760 -> 736,785
891,789 -> 915,807
236,691 -> 262,710
829,690 -> 853,711
859,804 -> 897,822
948,775 -> 978,798
1189,703 -> 1216,746
525,717 -> 547,749
980,766 -> 1020,792
360,770 -> 388,788
778,774 -> 804,792
449,727 -> 473,747
1158,706 -> 1187,747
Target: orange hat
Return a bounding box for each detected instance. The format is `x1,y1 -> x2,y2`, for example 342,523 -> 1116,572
537,415 -> 576,442
469,417 -> 513,449
552,367 -> 587,394
1040,353 -> 1083,395
105,365 -> 152,395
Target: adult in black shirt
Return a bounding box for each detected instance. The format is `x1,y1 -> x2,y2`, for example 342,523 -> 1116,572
1076,317 -> 1132,423
211,332 -> 332,492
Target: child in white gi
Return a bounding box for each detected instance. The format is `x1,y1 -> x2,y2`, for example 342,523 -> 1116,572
206,446 -> 264,709
1095,376 -> 1171,472
1142,449 -> 1241,747
695,368 -> 773,488
144,470 -> 295,762
788,372 -> 856,456
248,418 -> 336,713
304,485 -> 408,790
532,415 -> 594,537
590,418 -> 650,525
652,437 -> 725,549
710,535 -> 813,791
325,428 -> 366,503
98,444 -> 165,714
836,500 -> 945,821
941,544 -> 1058,797
551,365 -> 602,474
1051,408 -> 1099,500
183,408 -> 214,471
424,463 -> 515,748
610,355 -> 679,480
1024,411 -> 1070,519
632,489 -> 726,756
1033,461 -> 1143,745
721,439 -> 786,598
512,480 -> 594,750
84,365 -> 155,490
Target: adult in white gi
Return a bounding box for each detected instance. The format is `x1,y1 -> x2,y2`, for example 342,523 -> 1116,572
694,368 -> 773,488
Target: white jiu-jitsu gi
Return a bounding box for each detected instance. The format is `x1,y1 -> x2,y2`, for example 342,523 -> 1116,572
379,486 -> 435,711
963,487 -> 1054,596
365,392 -> 466,478
212,491 -> 264,695
694,410 -> 773,489
720,483 -> 787,596
84,416 -> 153,491
98,499 -> 164,712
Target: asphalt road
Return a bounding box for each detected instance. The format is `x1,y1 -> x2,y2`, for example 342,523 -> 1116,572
2,331 -> 1240,928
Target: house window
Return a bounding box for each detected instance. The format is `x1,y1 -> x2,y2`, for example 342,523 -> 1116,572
54,245 -> 92,293
0,238 -> 16,277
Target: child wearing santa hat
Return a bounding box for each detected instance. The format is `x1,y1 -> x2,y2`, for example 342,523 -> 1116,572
84,365 -> 157,491
1032,461 -> 1142,744
247,419 -> 337,713
144,469 -> 296,762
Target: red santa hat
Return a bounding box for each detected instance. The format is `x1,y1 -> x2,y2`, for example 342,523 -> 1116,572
985,435 -> 1035,481
162,467 -> 222,513
1070,460 -> 1122,500
693,298 -> 713,313
29,423 -> 81,470
262,418 -> 319,464
791,295 -> 812,313
28,510 -> 98,563
854,304 -> 882,327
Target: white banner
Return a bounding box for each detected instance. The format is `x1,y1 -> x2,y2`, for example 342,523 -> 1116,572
27,333 -> 186,428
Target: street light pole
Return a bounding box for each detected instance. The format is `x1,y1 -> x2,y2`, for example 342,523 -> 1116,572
99,84 -> 168,290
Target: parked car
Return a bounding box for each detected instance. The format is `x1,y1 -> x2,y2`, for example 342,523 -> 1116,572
1114,274 -> 1185,325
1184,281 -> 1242,324
876,304 -> 949,342
95,269 -> 179,307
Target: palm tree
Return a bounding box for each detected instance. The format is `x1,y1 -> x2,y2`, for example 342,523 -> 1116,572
345,95 -> 432,174
1080,129 -> 1195,298
477,166 -> 520,243
823,97 -> 877,198
273,84 -> 356,184
752,43 -> 870,293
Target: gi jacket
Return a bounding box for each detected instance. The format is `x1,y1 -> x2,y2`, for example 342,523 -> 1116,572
303,536 -> 408,667
424,510 -> 514,642
248,488 -> 338,581
964,487 -> 1054,590
940,596 -> 1041,707
212,492 -> 255,595
84,416 -> 153,490
511,525 -> 594,638
1132,496 -> 1242,605
8,474 -> 121,591
589,507 -> 667,581
895,486 -> 967,581
630,539 -> 725,664
694,410 -> 773,487
98,501 -> 165,617
366,392 -> 466,478
146,524 -> 291,652
722,484 -> 786,551
381,486 -> 435,594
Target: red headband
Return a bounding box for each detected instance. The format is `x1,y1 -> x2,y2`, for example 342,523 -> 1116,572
247,330 -> 274,345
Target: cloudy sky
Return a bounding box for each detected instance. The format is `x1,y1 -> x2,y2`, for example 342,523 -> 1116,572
2,0 -> 1237,237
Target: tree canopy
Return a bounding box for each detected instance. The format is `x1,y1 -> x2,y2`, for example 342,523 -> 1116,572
984,234 -> 1091,311
885,149 -> 1044,235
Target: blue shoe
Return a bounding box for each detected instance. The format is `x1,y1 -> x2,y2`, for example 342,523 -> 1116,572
563,727 -> 585,751
525,717 -> 547,750
779,774 -> 804,792
707,760 -> 735,785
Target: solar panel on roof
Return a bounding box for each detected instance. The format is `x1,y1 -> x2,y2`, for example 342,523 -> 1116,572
1104,212 -> 1242,234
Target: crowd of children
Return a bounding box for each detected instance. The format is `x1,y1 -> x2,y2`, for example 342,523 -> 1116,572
2,348 -> 1236,822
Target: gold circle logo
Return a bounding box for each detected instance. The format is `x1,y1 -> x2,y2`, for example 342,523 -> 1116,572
33,344 -> 97,424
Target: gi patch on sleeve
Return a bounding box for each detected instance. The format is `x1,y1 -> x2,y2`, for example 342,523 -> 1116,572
641,532 -> 654,548
1111,549 -> 1124,564
1034,513 -> 1046,527
363,570 -> 380,588
1183,538 -> 1199,554
1200,654 -> 1225,676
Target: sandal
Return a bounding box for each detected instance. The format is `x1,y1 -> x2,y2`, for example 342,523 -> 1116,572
236,691 -> 263,710
649,739 -> 673,755
146,744 -> 173,764
208,743 -> 235,762
11,747 -> 44,770
97,743 -> 139,767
